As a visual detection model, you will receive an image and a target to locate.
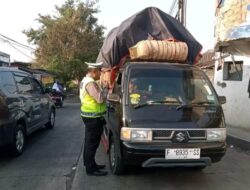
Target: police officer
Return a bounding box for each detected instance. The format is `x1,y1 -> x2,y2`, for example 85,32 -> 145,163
80,62 -> 108,176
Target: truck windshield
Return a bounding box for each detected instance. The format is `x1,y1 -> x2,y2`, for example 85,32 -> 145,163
127,67 -> 218,107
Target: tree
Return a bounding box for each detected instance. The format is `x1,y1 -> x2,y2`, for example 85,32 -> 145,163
24,0 -> 105,84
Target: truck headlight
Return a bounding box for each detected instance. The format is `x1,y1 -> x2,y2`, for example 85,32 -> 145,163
207,128 -> 226,142
121,127 -> 152,142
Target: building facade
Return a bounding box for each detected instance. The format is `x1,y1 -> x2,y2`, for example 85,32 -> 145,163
214,0 -> 250,130
0,51 -> 10,66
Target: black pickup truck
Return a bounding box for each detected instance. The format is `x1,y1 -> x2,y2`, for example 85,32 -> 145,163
102,62 -> 227,174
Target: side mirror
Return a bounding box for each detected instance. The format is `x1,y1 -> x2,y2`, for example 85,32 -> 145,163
107,93 -> 120,103
218,96 -> 226,104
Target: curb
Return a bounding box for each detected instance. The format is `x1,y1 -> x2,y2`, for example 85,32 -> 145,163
70,153 -> 84,190
227,134 -> 250,151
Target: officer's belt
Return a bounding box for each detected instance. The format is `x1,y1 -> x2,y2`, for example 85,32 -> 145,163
81,111 -> 106,117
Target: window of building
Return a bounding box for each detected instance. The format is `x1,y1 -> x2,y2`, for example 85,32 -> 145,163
223,61 -> 243,81
0,71 -> 17,94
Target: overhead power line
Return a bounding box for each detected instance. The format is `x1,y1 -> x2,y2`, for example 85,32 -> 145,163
0,33 -> 36,51
169,0 -> 178,15
169,0 -> 186,27
6,40 -> 34,60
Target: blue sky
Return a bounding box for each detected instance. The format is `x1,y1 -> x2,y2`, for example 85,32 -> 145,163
0,0 -> 215,62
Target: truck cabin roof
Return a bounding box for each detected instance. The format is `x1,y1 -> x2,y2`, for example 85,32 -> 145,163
124,62 -> 200,71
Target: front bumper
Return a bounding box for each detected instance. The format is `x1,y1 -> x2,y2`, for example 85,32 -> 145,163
121,141 -> 226,167
142,157 -> 211,168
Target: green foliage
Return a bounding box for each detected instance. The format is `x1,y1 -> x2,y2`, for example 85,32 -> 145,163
24,0 -> 105,84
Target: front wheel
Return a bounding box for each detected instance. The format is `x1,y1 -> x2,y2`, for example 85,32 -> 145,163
59,98 -> 63,108
11,124 -> 26,156
109,136 -> 125,175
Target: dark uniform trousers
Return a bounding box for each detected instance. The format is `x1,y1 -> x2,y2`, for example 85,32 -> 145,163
82,116 -> 105,173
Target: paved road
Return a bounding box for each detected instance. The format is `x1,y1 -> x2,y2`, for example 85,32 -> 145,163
70,101 -> 250,190
0,99 -> 84,190
73,146 -> 250,190
1,98 -> 250,190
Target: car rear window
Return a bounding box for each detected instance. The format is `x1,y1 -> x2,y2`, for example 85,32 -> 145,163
0,71 -> 17,94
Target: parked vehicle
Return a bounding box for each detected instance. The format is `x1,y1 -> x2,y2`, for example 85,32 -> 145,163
102,62 -> 227,174
0,67 -> 56,156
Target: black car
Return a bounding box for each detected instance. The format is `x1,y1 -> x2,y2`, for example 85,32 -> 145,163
0,67 -> 56,156
102,62 -> 227,174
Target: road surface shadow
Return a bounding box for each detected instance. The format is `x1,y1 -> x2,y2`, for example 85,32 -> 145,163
0,127 -> 50,160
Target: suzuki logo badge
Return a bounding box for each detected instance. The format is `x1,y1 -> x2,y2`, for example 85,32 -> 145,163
172,131 -> 189,143
176,132 -> 185,142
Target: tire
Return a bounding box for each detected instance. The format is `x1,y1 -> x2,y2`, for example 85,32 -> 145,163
59,100 -> 63,108
109,136 -> 125,175
11,124 -> 26,156
211,156 -> 222,163
46,109 -> 55,129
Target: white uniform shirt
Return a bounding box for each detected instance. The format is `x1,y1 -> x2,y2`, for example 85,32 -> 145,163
79,76 -> 107,103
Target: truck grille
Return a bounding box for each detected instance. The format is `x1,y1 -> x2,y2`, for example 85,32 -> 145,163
152,129 -> 206,140
187,130 -> 206,138
153,130 -> 172,139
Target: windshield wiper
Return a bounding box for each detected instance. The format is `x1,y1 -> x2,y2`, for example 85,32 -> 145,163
133,100 -> 179,109
176,101 -> 215,110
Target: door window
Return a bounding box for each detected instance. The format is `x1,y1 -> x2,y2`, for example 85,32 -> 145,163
29,78 -> 44,94
14,75 -> 32,94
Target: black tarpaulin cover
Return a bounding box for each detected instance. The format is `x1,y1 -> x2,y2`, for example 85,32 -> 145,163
97,7 -> 202,68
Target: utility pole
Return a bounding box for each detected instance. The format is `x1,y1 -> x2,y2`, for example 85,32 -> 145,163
178,0 -> 186,27
169,0 -> 187,27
